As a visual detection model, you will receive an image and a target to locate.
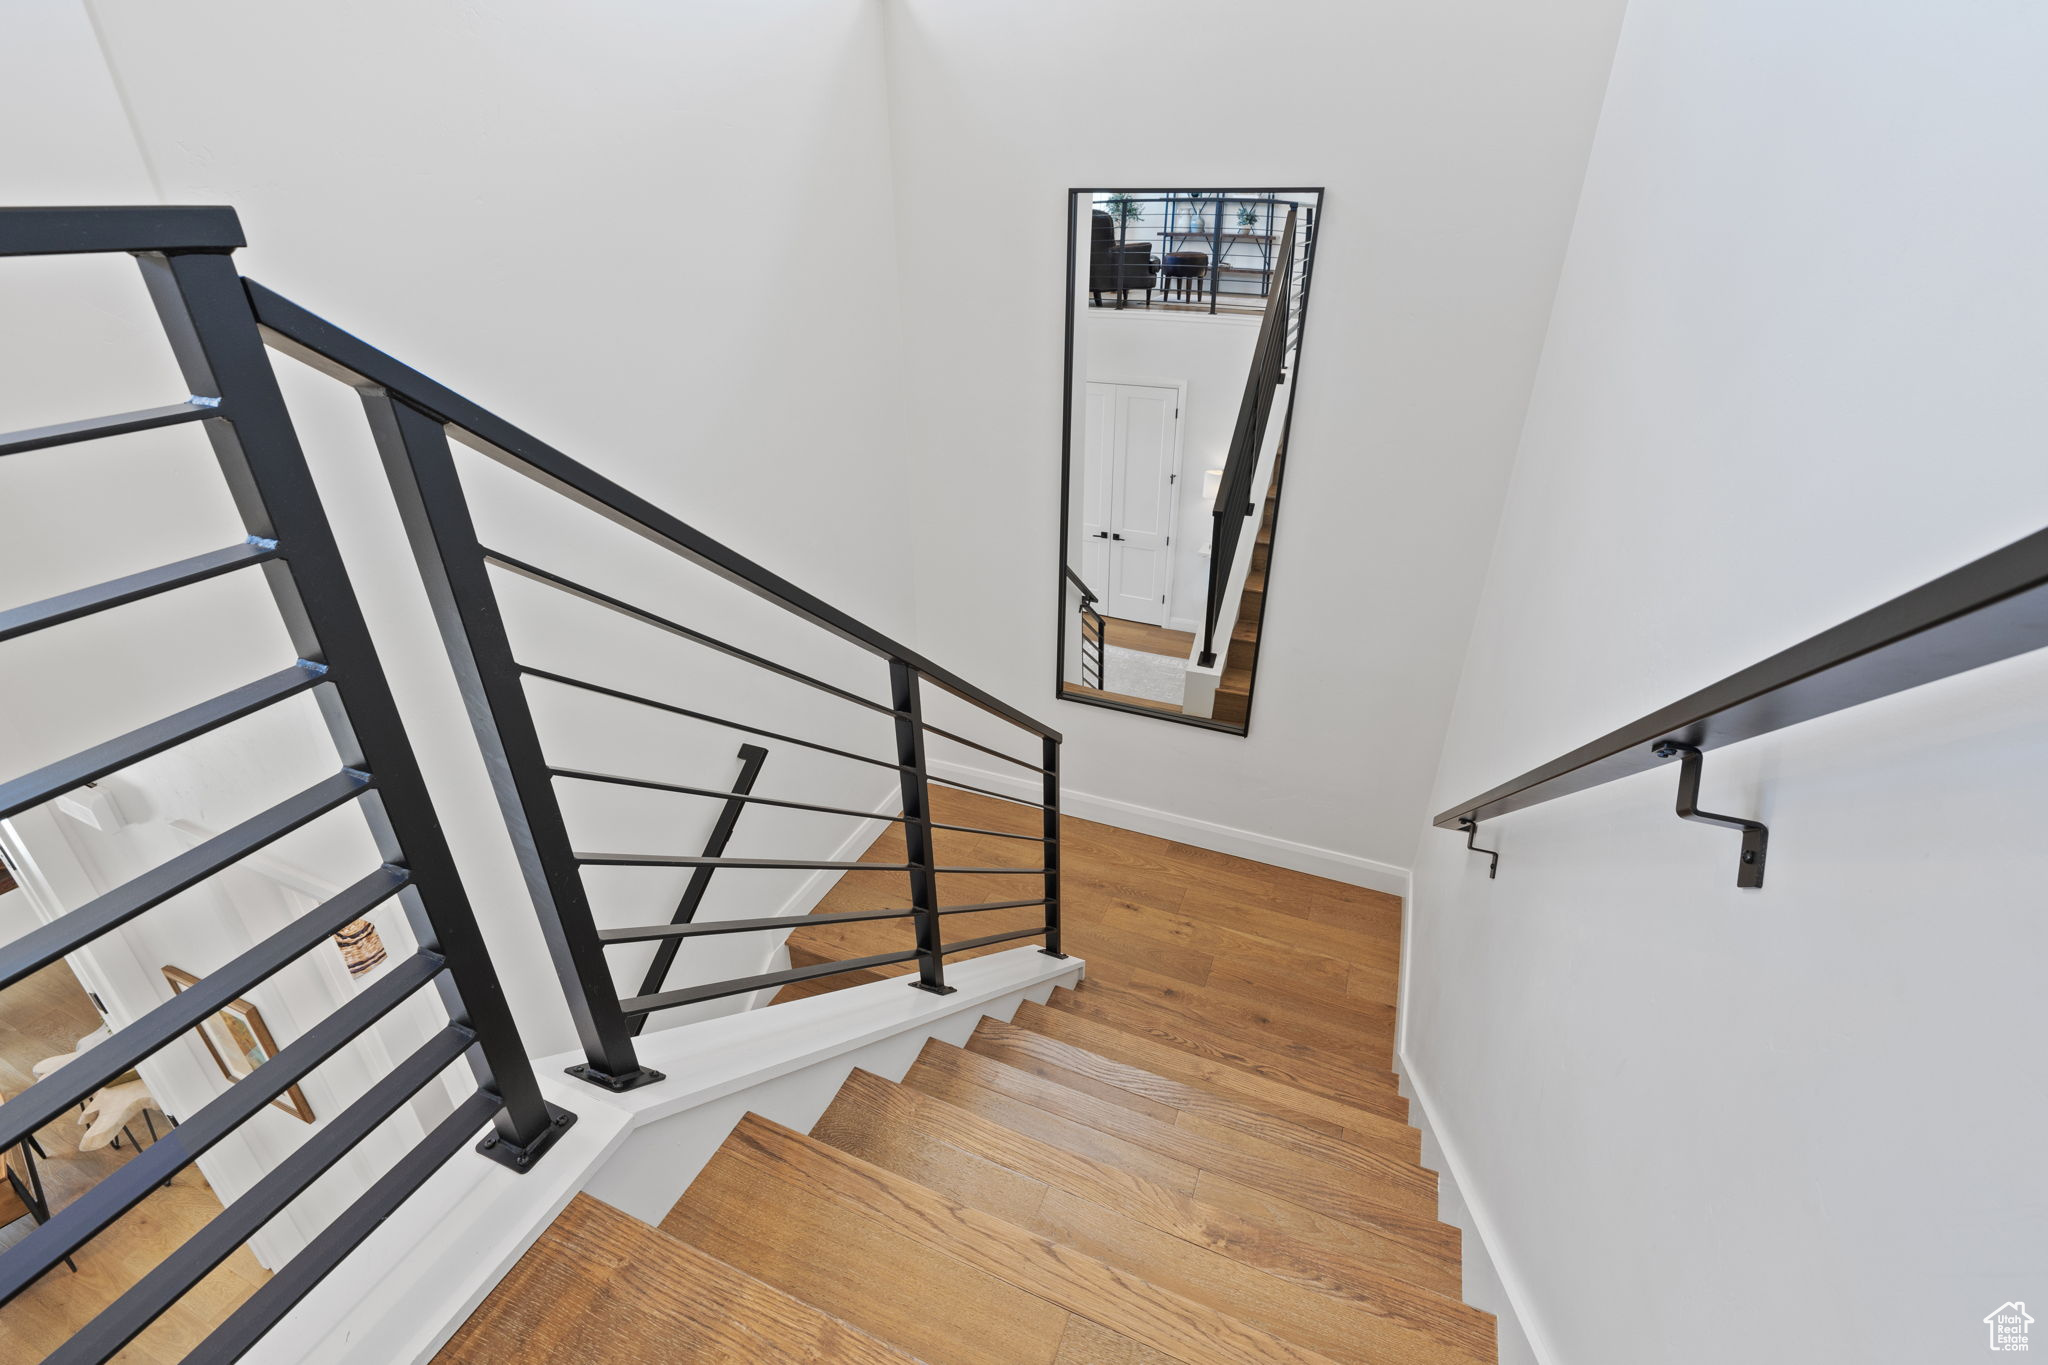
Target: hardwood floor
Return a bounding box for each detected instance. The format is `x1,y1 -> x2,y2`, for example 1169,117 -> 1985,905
0,961 -> 267,1364
442,790 -> 1491,1364
1102,618 -> 1196,661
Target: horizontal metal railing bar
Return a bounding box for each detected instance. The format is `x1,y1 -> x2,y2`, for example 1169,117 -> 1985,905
940,926 -> 1049,955
46,1026 -> 477,1365
0,662 -> 326,822
546,767 -> 1047,842
918,720 -> 1050,774
621,948 -> 922,1016
940,898 -> 1052,916
599,906 -> 916,943
0,540 -> 279,644
601,897 -> 1051,950
551,766 -> 906,822
245,280 -> 1059,743
191,1086 -> 505,1365
0,864 -> 409,1153
0,400 -> 219,459
0,951 -> 444,1306
577,852 -> 1045,875
521,667 -> 907,775
0,769 -> 371,992
577,853 -> 913,871
926,772 -> 1054,810
1435,523 -> 2048,829
482,548 -> 896,718
0,205 -> 245,258
932,821 -> 1051,843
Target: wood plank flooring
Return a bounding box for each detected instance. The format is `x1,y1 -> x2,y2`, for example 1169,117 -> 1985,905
0,961 -> 267,1364
441,789 -> 1490,1364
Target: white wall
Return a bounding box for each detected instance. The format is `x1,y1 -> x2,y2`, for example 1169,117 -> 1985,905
19,0 -> 927,1056
883,0 -> 1628,884
1405,3 -> 2048,1361
1082,309 -> 1258,633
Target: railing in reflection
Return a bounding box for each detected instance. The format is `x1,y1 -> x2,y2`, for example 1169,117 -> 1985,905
1198,206 -> 1302,668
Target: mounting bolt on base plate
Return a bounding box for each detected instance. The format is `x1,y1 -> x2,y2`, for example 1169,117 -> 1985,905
475,1101 -> 577,1173
563,1063 -> 668,1092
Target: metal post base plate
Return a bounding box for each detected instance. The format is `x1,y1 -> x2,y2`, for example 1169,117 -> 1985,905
476,1101 -> 578,1173
563,1062 -> 668,1092
908,980 -> 959,996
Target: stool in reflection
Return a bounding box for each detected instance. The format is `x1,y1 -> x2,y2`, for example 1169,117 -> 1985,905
1162,251 -> 1209,304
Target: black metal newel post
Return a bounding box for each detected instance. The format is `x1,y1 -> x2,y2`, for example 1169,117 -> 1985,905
1208,197 -> 1226,314
134,250 -> 571,1164
890,661 -> 954,995
361,392 -> 662,1091
627,743 -> 769,1034
1041,735 -> 1066,957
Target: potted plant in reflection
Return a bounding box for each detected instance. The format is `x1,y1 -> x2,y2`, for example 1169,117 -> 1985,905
1106,193 -> 1144,228
1237,203 -> 1260,233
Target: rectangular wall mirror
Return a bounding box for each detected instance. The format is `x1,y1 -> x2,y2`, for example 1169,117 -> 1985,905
1057,187 -> 1322,734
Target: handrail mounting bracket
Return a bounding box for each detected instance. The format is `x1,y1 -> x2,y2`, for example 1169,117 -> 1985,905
1651,741 -> 1767,888
1457,816 -> 1498,879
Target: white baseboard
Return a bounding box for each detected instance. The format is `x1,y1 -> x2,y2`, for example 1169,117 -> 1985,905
1398,1050 -> 1557,1365
930,758 -> 1410,897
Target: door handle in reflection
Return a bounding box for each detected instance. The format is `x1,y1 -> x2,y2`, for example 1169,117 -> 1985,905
1111,533 -> 1124,541
1091,531 -> 1109,539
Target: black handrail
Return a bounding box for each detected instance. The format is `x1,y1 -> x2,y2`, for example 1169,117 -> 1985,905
1438,523 -> 2048,883
248,273 -> 1066,1091
1199,207 -> 1303,668
0,206 -> 568,1363
249,283 -> 1055,742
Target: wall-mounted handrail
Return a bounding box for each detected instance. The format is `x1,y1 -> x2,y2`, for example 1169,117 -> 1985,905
1438,524 -> 2048,865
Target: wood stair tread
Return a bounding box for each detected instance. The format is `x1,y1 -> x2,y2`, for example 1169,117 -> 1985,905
670,1113 -> 1352,1365
971,1012 -> 1427,1188
1045,985 -> 1409,1128
816,1067 -> 1478,1318
808,1076 -> 1494,1364
434,1193 -> 918,1364
1068,972 -> 1397,1090
907,1040 -> 1453,1247
1010,998 -> 1408,1128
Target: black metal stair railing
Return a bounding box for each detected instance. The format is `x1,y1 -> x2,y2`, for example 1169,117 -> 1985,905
0,207 -> 570,1364
246,278 -> 1067,1094
1199,205 -> 1305,669
1064,566 -> 1106,689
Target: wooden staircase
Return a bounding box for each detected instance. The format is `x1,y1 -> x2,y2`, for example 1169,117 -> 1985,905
1212,463 -> 1283,727
435,793 -> 1492,1365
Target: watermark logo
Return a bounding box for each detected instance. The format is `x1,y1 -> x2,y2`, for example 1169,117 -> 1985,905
1985,1302 -> 2033,1352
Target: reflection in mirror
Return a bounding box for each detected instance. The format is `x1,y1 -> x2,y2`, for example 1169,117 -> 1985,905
1057,188 -> 1321,734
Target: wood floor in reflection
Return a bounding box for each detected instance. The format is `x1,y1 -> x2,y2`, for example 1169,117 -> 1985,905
0,960 -> 267,1364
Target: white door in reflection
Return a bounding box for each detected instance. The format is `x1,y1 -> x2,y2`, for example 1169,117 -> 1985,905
1081,381 -> 1182,627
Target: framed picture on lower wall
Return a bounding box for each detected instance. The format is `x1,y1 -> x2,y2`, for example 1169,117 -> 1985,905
163,966 -> 315,1123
